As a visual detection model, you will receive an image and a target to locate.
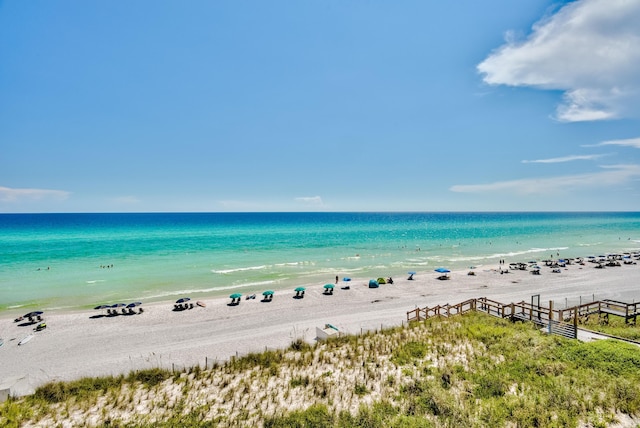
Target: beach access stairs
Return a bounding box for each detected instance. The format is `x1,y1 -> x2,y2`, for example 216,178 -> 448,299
406,297 -> 640,340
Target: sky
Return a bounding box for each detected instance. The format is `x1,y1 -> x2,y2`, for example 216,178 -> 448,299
1,0 -> 640,213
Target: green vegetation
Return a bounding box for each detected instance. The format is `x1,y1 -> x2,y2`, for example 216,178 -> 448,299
580,313 -> 640,341
2,312 -> 640,427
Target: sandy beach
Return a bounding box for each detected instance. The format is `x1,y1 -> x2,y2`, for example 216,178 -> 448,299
2,259 -> 640,397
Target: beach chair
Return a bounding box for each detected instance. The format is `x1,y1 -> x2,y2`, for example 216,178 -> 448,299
138,307 -> 144,314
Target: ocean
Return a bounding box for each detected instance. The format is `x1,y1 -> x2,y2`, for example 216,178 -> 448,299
1,212 -> 639,312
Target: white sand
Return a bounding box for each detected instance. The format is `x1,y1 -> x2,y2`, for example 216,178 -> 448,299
1,261 -> 639,396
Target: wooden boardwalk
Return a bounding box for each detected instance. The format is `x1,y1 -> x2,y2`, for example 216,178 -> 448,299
406,297 -> 640,339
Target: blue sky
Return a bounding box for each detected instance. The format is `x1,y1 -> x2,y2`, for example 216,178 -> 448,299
1,0 -> 639,213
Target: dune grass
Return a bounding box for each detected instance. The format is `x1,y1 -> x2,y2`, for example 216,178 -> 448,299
579,313 -> 640,341
1,312 -> 640,427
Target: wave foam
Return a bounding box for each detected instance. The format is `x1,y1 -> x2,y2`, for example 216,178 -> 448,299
212,265 -> 267,274
144,281 -> 277,300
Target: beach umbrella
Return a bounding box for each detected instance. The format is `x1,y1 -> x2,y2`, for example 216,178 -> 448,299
262,290 -> 274,296
176,297 -> 190,304
127,302 -> 142,308
93,305 -> 109,310
434,268 -> 450,273
323,283 -> 334,289
24,311 -> 43,318
230,293 -> 242,299
111,303 -> 126,308
408,271 -> 416,275
343,277 -> 351,282
294,286 -> 306,292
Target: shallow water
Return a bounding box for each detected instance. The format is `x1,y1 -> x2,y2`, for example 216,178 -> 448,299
1,212 -> 639,311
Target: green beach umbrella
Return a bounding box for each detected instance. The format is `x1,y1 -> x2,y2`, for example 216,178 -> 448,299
262,290 -> 274,296
230,293 -> 242,299
323,283 -> 334,289
294,287 -> 306,292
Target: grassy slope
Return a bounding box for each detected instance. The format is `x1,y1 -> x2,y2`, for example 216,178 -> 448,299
2,312 -> 640,427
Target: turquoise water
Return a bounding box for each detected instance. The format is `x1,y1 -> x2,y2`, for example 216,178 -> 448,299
1,212 -> 639,312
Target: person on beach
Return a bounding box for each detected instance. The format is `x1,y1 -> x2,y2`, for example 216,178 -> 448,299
335,275 -> 339,284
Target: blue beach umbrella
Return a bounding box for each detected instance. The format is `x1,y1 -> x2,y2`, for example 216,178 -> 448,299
408,271 -> 416,275
434,268 -> 450,273
176,297 -> 190,304
343,277 -> 351,282
127,302 -> 142,308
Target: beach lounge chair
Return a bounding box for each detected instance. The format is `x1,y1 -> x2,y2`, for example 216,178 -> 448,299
138,307 -> 144,314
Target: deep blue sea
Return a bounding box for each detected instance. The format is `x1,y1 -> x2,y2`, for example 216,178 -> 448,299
1,212 -> 639,312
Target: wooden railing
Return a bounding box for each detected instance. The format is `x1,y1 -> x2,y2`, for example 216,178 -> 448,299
406,296 -> 607,339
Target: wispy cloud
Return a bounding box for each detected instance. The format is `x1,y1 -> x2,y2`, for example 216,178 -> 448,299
0,186 -> 70,203
522,154 -> 607,164
450,164 -> 640,195
583,137 -> 640,149
477,0 -> 640,122
295,196 -> 324,207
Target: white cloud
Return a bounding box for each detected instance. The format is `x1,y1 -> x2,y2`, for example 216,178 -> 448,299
522,154 -> 606,164
0,186 -> 70,202
477,0 -> 640,122
450,164 -> 640,195
586,137 -> 640,149
295,196 -> 324,207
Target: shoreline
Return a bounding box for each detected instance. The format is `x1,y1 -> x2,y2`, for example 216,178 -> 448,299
1,257 -> 640,396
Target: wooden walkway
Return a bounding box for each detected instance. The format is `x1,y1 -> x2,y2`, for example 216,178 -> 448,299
406,297 -> 640,340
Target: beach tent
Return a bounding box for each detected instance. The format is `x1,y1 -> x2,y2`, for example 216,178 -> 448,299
368,279 -> 379,288
377,277 -> 386,284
